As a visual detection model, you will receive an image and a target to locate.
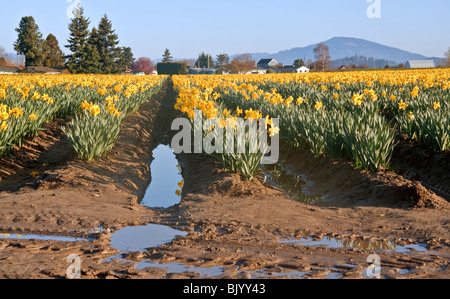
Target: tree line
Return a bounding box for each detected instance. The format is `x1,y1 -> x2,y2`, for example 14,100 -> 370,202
157,50 -> 258,74
13,5 -> 134,74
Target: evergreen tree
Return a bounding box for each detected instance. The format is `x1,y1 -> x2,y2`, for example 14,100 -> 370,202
65,6 -> 91,73
97,14 -> 120,73
14,16 -> 45,66
196,52 -> 214,68
294,58 -> 305,68
43,34 -> 65,67
162,49 -> 173,63
115,47 -> 134,73
216,54 -> 229,74
82,28 -> 102,73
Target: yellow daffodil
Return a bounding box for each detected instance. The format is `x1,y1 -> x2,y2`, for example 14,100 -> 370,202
410,86 -> 419,98
314,101 -> 323,110
268,126 -> 280,137
0,121 -> 8,131
31,91 -> 40,100
398,100 -> 408,110
90,105 -> 101,116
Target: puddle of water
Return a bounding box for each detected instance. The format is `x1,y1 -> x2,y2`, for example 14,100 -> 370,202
136,260 -> 225,277
141,144 -> 183,209
262,163 -> 323,204
137,261 -> 317,279
109,224 -> 188,253
0,232 -> 91,242
250,269 -> 311,279
109,144 -> 188,254
280,237 -> 428,253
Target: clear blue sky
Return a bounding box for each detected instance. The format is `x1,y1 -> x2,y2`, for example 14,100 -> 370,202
1,0 -> 449,61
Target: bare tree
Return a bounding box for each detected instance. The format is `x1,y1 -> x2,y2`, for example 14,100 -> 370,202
446,47 -> 450,67
0,46 -> 5,58
228,53 -> 256,74
313,43 -> 331,72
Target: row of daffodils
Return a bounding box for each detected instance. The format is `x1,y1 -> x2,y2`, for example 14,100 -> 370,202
173,69 -> 449,176
0,74 -> 167,161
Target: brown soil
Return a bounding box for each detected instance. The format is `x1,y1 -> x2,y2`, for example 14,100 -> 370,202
0,79 -> 449,279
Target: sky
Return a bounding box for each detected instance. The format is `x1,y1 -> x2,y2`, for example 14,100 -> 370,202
0,0 -> 449,61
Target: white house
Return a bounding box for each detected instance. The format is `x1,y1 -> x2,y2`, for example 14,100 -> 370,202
0,66 -> 22,74
275,65 -> 310,74
405,60 -> 435,69
297,66 -> 310,73
246,67 -> 267,74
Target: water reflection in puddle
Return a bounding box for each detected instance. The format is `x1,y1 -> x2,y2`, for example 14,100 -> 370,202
141,144 -> 183,209
262,163 -> 323,204
136,260 -> 315,279
110,144 -> 187,253
109,224 -> 188,252
280,237 -> 428,253
136,260 -> 225,277
0,232 -> 91,242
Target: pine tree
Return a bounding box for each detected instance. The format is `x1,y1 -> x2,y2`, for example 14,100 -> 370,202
82,28 -> 102,73
43,34 -> 65,67
14,16 -> 45,66
97,14 -> 120,74
293,58 -> 305,68
65,6 -> 91,73
216,54 -> 229,74
196,52 -> 214,68
115,47 -> 134,74
162,49 -> 173,63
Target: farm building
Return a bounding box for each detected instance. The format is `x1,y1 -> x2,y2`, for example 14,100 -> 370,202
188,67 -> 216,75
405,60 -> 435,69
0,66 -> 22,74
20,66 -> 69,74
122,67 -> 133,75
247,67 -> 267,74
257,59 -> 279,69
275,65 -> 310,74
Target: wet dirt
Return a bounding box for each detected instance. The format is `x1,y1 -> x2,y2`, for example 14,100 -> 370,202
0,78 -> 449,279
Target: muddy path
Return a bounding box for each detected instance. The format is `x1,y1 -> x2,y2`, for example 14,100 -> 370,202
0,78 -> 449,279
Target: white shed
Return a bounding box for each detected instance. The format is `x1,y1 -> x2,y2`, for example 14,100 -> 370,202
275,65 -> 310,74
405,60 -> 435,69
247,67 -> 267,74
0,66 -> 21,74
297,66 -> 310,73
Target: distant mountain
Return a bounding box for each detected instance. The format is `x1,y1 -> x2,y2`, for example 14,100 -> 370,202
231,37 -> 443,67
331,56 -> 397,69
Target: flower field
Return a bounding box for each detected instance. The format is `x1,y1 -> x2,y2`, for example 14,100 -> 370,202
0,74 -> 167,161
1,69 -> 448,176
173,69 -> 449,175
1,70 -> 449,280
